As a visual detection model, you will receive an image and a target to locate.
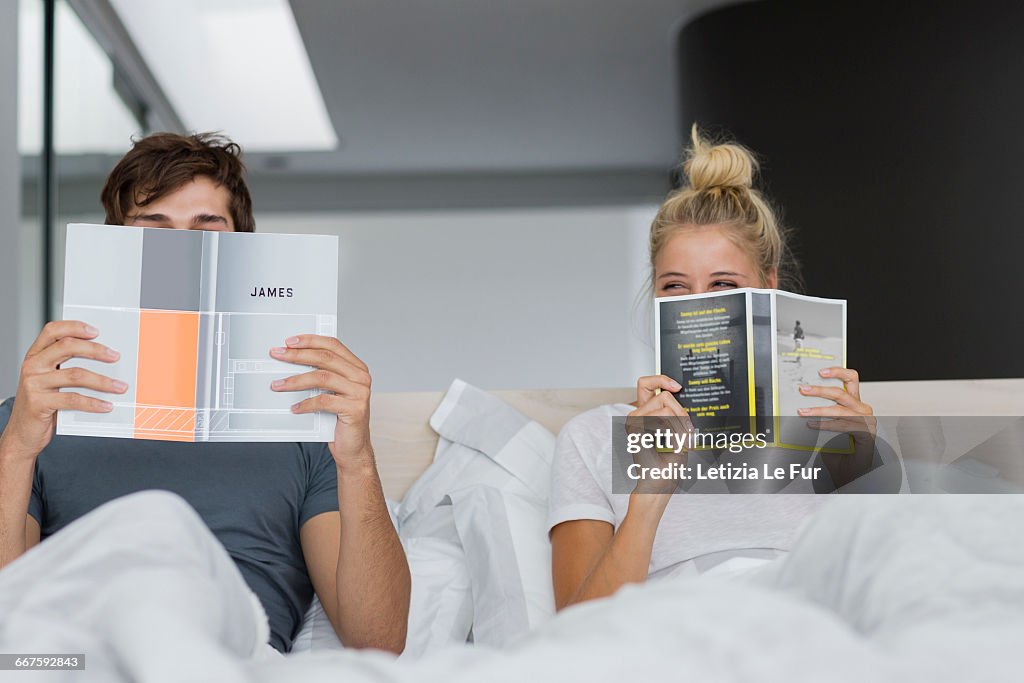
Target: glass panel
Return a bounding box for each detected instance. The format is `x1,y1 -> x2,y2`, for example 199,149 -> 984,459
20,0 -> 147,320
19,0 -> 142,155
17,0 -> 44,345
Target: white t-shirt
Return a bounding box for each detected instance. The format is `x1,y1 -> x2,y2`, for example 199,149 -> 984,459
548,403 -> 828,579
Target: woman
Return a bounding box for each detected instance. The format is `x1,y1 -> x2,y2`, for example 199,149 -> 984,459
548,126 -> 875,610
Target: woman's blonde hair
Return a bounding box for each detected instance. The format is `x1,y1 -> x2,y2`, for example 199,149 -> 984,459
648,124 -> 798,290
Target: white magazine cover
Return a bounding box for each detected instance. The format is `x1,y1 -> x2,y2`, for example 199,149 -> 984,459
56,223 -> 339,442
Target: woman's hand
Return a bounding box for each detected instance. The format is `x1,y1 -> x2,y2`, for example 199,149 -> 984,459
551,375 -> 692,611
799,366 -> 878,488
626,375 -> 692,497
796,366 -> 873,424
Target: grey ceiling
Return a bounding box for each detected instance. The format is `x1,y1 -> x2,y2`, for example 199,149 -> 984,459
289,0 -> 736,174
33,0 -> 743,214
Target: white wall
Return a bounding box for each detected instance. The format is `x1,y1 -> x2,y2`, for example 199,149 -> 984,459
258,205 -> 659,392
1,1 -> 23,396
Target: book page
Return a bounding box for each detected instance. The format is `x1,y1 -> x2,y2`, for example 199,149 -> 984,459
773,291 -> 850,451
655,290 -> 752,433
773,291 -> 846,415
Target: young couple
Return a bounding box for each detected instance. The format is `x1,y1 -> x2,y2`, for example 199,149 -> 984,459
0,127 -> 872,657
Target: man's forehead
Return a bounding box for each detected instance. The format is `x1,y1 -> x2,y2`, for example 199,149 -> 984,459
134,178 -> 230,208
126,177 -> 234,230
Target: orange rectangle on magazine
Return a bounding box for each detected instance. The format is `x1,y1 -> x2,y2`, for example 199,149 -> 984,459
134,310 -> 200,441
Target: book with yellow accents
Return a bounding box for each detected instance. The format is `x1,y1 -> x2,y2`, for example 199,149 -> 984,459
655,288 -> 852,452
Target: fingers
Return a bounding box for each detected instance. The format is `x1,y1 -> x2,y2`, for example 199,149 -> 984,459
28,338 -> 120,374
31,390 -> 115,414
798,383 -> 872,415
26,320 -> 99,357
636,375 -> 681,406
799,384 -> 853,406
806,416 -> 877,434
56,391 -> 116,413
269,337 -> 373,419
290,393 -> 367,423
30,368 -> 128,395
633,390 -> 688,418
797,404 -> 863,418
270,369 -> 369,400
282,334 -> 368,371
819,366 -> 860,400
629,390 -> 692,436
269,347 -> 371,387
16,322 -> 123,427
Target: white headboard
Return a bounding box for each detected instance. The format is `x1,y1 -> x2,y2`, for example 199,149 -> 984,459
370,378 -> 1024,499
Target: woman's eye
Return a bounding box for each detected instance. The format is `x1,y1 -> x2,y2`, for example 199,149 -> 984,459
711,281 -> 737,289
662,282 -> 688,292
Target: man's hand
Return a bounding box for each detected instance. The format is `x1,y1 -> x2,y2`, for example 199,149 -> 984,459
272,335 -> 411,652
269,335 -> 373,471
1,321 -> 126,461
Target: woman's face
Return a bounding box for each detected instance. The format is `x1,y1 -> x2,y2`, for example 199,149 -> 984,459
653,224 -> 777,296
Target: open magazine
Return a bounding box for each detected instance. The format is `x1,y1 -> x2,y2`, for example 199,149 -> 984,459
655,288 -> 851,451
56,223 -> 339,443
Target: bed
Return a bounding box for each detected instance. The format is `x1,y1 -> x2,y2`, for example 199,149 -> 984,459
2,377 -> 1022,681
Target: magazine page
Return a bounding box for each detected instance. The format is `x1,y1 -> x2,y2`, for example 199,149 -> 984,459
772,290 -> 850,450
55,223 -> 339,443
655,289 -> 753,434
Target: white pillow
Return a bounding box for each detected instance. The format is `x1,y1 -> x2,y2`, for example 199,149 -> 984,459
294,379 -> 557,655
291,596 -> 339,653
449,485 -> 555,647
291,503 -> 473,657
399,504 -> 474,659
400,379 -> 554,533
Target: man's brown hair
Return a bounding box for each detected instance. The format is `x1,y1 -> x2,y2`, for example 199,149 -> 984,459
100,132 -> 255,232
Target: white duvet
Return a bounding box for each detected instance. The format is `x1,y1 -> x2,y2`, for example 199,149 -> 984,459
4,494 -> 1019,682
251,495 -> 1024,683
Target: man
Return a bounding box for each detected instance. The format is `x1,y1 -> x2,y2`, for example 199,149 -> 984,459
0,132 -> 410,654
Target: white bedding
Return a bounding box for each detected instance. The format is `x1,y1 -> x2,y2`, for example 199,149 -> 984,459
257,494 -> 1024,683
2,494 -> 1021,682
2,379 -> 1022,681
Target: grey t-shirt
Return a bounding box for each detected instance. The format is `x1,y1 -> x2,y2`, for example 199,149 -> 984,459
0,397 -> 338,653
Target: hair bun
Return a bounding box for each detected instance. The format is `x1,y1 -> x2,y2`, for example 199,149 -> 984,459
683,124 -> 757,191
